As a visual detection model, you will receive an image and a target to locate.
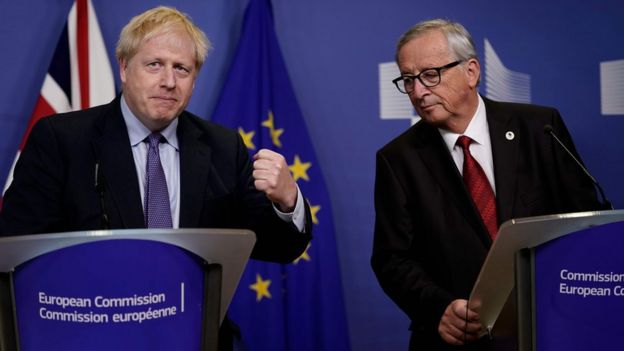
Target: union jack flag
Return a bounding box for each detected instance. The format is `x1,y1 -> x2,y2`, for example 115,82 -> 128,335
2,0 -> 115,197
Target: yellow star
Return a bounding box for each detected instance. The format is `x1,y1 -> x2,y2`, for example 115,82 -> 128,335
238,127 -> 256,150
249,273 -> 272,302
261,111 -> 275,130
270,127 -> 284,148
261,110 -> 283,148
293,243 -> 311,264
289,155 -> 311,182
309,202 -> 321,225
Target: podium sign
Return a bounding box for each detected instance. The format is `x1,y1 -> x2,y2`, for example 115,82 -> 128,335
469,210 -> 624,344
14,239 -> 205,350
534,221 -> 624,350
0,228 -> 256,351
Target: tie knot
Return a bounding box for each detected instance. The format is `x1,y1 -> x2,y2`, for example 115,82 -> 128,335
457,135 -> 473,150
146,133 -> 165,148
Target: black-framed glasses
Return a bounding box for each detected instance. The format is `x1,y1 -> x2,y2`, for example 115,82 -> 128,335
392,60 -> 463,94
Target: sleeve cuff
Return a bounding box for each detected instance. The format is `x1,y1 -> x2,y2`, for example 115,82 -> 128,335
273,185 -> 306,232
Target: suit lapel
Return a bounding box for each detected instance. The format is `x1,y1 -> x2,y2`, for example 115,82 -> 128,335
484,97 -> 519,223
92,98 -> 145,228
414,124 -> 491,246
177,114 -> 212,227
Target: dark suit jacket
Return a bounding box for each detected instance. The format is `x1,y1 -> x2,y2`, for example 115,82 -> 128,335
0,96 -> 311,263
371,97 -> 601,350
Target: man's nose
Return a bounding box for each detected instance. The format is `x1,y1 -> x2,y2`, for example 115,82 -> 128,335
410,79 -> 430,99
161,67 -> 176,88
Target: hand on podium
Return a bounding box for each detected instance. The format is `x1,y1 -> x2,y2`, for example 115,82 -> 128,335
438,299 -> 483,346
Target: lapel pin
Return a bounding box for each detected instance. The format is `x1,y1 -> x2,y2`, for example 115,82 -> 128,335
505,131 -> 515,140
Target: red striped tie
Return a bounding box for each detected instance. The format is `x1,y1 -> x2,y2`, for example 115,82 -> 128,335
457,136 -> 498,239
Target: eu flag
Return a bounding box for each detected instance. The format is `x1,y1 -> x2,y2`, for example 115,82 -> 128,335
211,0 -> 350,350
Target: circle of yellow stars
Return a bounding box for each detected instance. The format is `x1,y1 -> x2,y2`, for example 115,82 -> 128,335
238,110 -> 325,302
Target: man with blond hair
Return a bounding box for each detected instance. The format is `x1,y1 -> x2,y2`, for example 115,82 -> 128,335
2,8 -> 311,348
1,5 -> 310,281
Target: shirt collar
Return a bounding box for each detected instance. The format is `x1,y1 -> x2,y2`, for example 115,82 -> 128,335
120,93 -> 179,150
439,95 -> 487,150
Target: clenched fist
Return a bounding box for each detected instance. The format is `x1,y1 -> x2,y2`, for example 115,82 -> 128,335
252,149 -> 298,211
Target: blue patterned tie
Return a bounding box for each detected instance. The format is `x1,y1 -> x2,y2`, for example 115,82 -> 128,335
144,133 -> 173,228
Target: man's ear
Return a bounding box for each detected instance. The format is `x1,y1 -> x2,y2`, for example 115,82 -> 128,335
465,58 -> 481,89
119,58 -> 127,83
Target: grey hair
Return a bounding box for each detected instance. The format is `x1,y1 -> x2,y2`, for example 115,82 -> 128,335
395,19 -> 478,63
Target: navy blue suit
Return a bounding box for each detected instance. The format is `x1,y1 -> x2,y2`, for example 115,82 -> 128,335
1,96 -> 311,263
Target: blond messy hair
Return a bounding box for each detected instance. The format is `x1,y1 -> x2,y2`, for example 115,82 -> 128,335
115,6 -> 211,70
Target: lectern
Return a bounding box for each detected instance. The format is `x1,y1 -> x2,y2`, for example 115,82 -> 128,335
469,209 -> 624,350
0,228 -> 256,351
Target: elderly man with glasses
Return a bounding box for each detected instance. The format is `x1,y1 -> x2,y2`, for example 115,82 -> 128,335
371,19 -> 602,350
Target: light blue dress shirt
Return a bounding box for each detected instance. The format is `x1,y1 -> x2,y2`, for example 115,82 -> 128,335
120,94 -> 305,231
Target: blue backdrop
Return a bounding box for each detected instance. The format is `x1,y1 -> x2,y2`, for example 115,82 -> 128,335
1,1 -> 623,349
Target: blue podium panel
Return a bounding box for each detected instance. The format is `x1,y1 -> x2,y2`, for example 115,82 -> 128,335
13,239 -> 205,351
535,221 -> 624,350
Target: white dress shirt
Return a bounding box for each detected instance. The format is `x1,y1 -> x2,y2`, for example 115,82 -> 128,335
438,95 -> 496,194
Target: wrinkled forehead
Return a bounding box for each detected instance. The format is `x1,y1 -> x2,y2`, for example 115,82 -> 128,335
145,29 -> 193,48
129,28 -> 198,66
398,31 -> 452,67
